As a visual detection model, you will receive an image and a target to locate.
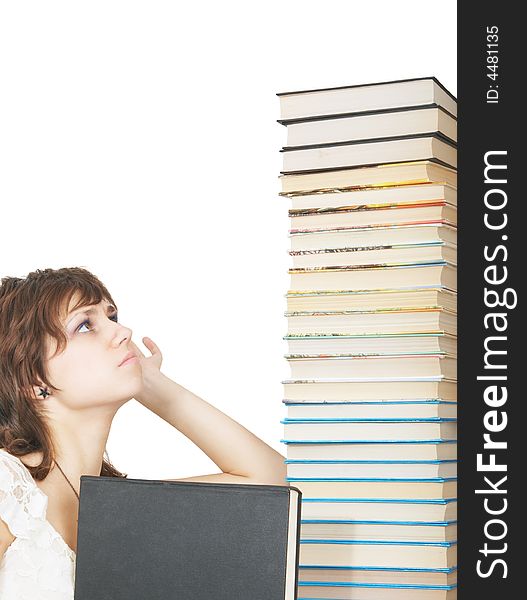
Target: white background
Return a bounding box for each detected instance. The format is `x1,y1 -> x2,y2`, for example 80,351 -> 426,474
0,1 -> 457,479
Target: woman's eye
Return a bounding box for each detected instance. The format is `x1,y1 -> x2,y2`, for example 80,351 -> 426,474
76,313 -> 118,333
77,319 -> 92,333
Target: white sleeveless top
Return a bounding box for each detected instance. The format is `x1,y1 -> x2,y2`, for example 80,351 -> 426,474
0,449 -> 76,600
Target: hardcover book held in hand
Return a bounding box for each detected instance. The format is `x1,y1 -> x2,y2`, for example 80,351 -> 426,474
73,477 -> 302,600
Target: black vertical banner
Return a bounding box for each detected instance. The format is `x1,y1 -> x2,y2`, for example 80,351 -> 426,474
458,2 -> 520,598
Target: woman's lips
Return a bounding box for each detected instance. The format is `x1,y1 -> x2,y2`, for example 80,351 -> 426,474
119,355 -> 139,367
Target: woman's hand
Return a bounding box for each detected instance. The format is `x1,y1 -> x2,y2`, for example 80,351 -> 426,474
129,337 -> 165,406
130,336 -> 162,372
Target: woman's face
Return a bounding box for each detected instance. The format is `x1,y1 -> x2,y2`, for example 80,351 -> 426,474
43,294 -> 142,409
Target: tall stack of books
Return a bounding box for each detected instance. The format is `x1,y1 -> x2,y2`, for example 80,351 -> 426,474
277,77 -> 457,600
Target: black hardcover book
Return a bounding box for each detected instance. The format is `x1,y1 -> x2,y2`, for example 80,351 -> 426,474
73,476 -> 301,600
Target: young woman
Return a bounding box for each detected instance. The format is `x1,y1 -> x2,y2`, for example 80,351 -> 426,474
0,266 -> 287,599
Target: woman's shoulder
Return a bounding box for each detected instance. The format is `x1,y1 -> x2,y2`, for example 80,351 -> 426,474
0,449 -> 48,539
0,448 -> 43,496
0,448 -> 37,504
0,448 -> 23,475
0,448 -> 29,475
0,448 -> 43,472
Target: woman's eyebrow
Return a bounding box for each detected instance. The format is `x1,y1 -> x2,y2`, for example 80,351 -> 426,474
67,304 -> 117,319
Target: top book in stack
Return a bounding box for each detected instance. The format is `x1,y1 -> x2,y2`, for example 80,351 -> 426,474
277,77 -> 456,122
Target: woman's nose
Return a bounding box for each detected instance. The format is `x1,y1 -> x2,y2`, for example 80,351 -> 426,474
112,323 -> 133,346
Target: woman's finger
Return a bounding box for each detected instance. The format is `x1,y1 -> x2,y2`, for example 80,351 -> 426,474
143,336 -> 162,358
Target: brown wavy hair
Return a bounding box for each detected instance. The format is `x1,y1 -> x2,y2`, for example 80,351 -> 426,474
0,266 -> 128,480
